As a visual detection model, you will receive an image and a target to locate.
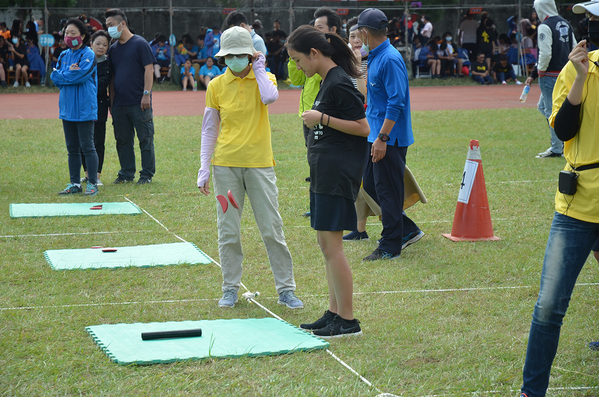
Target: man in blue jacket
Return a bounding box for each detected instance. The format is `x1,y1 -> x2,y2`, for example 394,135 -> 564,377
357,8 -> 424,261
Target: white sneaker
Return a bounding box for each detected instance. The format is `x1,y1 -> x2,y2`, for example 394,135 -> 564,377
502,81 -> 506,85
13,81 -> 19,87
96,179 -> 104,186
193,87 -> 197,92
25,81 -> 31,87
516,80 -> 523,85
182,87 -> 187,91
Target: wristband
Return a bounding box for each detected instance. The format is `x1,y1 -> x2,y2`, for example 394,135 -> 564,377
327,114 -> 331,126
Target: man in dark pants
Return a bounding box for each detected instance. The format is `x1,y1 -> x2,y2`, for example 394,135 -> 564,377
357,8 -> 423,261
105,8 -> 156,185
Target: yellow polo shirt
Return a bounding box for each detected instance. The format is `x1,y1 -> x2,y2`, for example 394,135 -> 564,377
206,67 -> 277,168
550,50 -> 599,223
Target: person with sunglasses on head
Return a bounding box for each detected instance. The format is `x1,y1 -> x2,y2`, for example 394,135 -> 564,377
519,2 -> 599,396
197,26 -> 303,311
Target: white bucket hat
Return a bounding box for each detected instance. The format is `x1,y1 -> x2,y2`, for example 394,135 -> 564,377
573,0 -> 599,15
214,26 -> 255,58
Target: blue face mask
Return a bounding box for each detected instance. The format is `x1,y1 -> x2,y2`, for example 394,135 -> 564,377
360,30 -> 370,54
108,22 -> 122,39
12,37 -> 18,44
225,56 -> 249,73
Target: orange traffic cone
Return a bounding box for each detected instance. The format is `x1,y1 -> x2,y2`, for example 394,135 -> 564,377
442,140 -> 500,242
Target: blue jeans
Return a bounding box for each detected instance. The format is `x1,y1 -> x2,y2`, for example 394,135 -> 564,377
538,76 -> 562,154
111,105 -> 156,180
497,70 -> 517,82
472,75 -> 493,84
521,212 -> 599,397
62,120 -> 97,185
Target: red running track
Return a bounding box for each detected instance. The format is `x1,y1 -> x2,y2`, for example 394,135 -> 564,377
0,84 -> 537,120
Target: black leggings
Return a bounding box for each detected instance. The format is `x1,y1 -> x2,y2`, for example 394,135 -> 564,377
82,121 -> 106,174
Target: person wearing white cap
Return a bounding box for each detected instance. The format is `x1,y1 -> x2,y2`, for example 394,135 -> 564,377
520,2 -> 599,396
197,26 -> 303,310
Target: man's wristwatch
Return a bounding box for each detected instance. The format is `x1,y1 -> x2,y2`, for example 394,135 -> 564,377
377,133 -> 390,142
143,90 -> 151,95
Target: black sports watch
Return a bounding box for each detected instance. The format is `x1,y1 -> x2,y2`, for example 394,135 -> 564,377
377,133 -> 390,142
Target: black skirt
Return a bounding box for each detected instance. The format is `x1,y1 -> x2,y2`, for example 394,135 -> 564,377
310,192 -> 357,232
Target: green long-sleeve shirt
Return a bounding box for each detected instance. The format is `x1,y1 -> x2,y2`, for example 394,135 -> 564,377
288,59 -> 322,117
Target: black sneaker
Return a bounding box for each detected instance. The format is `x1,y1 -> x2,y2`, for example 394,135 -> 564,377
113,175 -> 134,184
363,248 -> 400,261
343,231 -> 369,241
302,211 -> 311,218
300,310 -> 336,330
312,315 -> 362,339
136,177 -> 152,185
402,230 -> 424,249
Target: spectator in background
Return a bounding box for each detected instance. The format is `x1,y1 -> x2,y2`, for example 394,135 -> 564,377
443,32 -> 465,77
530,10 -> 540,28
471,52 -> 493,84
10,19 -> 22,38
224,11 -> 267,55
477,17 -> 496,69
252,19 -> 263,35
183,37 -> 198,64
270,19 -> 287,39
314,7 -> 341,35
193,34 -> 208,66
198,56 -> 221,88
51,38 -> 67,69
493,55 -> 521,84
266,30 -> 284,79
420,14 -> 433,43
418,39 -> 440,78
26,37 -> 45,84
148,32 -> 160,47
180,58 -> 196,91
205,25 -> 221,57
8,36 -> 30,87
105,8 -> 156,185
0,22 -> 10,39
458,12 -> 479,60
0,36 -> 8,87
507,14 -> 519,40
528,0 -> 576,159
151,35 -> 171,83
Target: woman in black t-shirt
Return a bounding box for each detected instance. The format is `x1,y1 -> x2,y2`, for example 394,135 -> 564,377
287,25 -> 369,339
8,36 -> 30,87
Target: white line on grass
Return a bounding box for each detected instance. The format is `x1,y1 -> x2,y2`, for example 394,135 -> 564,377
122,196 -> 386,395
4,282 -> 597,312
0,230 -> 153,239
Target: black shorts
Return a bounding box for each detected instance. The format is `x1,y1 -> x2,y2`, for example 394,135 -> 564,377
310,192 -> 357,232
593,237 -> 599,252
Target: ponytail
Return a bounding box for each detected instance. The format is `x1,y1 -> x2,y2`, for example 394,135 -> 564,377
288,25 -> 361,79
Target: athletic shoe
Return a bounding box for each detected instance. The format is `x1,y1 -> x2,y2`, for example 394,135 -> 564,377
84,183 -> 98,196
96,179 -> 104,186
136,177 -> 152,185
402,230 -> 425,250
589,341 -> 599,351
25,81 -> 31,87
182,87 -> 187,91
312,315 -> 362,339
520,394 -> 529,397
502,81 -> 507,85
516,80 -> 523,85
536,149 -> 563,158
58,183 -> 82,195
218,289 -> 238,308
113,175 -> 134,184
80,176 -> 88,183
363,248 -> 400,261
343,231 -> 369,241
278,290 -> 304,309
13,81 -> 19,87
300,310 -> 336,330
302,211 -> 311,218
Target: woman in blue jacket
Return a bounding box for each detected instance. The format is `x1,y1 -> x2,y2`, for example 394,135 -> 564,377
51,18 -> 98,195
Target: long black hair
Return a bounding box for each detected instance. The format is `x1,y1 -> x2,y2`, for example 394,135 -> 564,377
287,25 -> 360,79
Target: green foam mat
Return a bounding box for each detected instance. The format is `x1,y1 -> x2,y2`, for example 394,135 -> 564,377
86,318 -> 329,365
10,202 -> 142,218
44,242 -> 212,270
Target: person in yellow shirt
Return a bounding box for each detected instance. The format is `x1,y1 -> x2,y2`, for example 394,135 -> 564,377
520,3 -> 599,396
197,26 -> 303,310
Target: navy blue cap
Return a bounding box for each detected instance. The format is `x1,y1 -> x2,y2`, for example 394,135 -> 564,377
356,8 -> 388,30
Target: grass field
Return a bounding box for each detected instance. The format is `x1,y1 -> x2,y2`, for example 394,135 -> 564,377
0,108 -> 597,396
